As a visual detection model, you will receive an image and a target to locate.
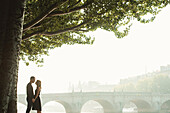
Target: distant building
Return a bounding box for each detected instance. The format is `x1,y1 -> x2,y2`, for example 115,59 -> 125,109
160,65 -> 170,72
68,65 -> 170,92
119,64 -> 170,85
68,81 -> 115,92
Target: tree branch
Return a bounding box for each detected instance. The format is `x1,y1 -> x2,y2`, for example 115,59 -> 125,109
24,1 -> 93,32
41,21 -> 89,36
47,0 -> 92,17
27,23 -> 41,30
23,0 -> 68,31
47,7 -> 83,17
22,30 -> 43,40
76,29 -> 90,32
67,0 -> 81,9
22,20 -> 90,40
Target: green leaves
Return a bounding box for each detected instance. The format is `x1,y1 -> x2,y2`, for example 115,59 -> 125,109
21,0 -> 170,65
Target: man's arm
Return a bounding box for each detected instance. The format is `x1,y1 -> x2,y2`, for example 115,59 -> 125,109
27,84 -> 33,99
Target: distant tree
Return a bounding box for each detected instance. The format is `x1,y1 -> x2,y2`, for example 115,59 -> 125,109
151,74 -> 170,93
124,83 -> 135,92
114,84 -> 124,92
136,77 -> 152,92
115,74 -> 170,93
0,0 -> 169,112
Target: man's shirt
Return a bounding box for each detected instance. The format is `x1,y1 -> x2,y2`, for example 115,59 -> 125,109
26,82 -> 34,100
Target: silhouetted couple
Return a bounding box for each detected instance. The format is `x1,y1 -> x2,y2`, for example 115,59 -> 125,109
26,76 -> 42,113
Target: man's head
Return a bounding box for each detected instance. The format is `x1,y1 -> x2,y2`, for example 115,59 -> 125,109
30,76 -> 35,83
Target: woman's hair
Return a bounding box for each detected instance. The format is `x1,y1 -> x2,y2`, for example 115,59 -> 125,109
36,80 -> 41,88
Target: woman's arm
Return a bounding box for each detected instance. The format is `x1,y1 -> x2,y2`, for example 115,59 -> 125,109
34,87 -> 40,100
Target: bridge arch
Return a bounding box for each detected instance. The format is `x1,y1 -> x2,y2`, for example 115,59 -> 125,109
161,100 -> 170,112
81,99 -> 118,113
122,102 -> 137,113
43,101 -> 66,113
81,100 -> 104,113
43,100 -> 72,113
123,99 -> 153,113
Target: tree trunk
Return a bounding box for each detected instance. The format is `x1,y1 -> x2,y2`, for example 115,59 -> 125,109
0,0 -> 25,113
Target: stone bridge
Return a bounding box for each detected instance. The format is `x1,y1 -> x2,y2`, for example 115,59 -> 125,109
18,92 -> 170,113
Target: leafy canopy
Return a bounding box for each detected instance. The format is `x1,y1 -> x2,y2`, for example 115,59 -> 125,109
21,0 -> 170,66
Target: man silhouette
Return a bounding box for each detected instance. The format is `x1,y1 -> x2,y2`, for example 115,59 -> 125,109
26,76 -> 35,113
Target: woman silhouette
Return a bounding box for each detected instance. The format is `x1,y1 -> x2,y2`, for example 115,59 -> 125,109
32,80 -> 42,113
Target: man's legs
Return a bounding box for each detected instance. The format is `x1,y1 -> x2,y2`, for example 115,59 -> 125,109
26,100 -> 32,113
37,110 -> 41,113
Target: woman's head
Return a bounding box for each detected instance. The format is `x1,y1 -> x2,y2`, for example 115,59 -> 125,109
35,80 -> 41,88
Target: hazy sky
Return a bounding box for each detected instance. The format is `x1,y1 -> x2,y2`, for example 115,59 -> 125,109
18,5 -> 170,94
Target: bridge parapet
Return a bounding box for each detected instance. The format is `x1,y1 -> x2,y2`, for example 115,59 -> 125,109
18,92 -> 170,113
